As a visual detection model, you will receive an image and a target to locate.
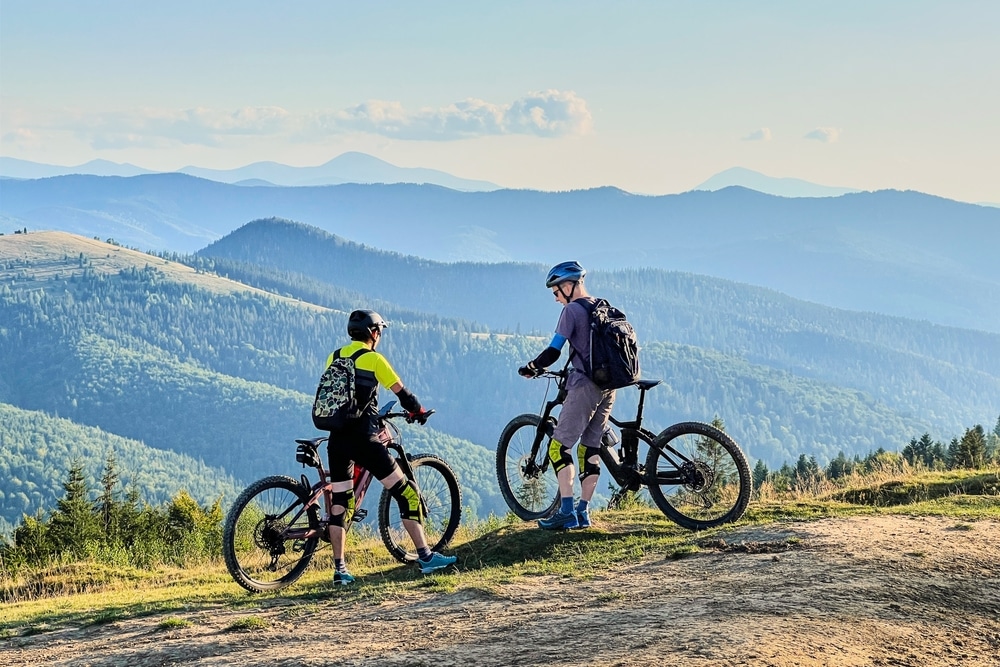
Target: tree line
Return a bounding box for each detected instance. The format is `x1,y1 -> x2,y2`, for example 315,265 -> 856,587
0,454 -> 222,583
752,419 -> 1000,493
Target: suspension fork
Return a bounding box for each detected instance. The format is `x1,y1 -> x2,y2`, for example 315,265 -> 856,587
529,387 -> 565,473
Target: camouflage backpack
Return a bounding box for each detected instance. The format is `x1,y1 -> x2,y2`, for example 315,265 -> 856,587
311,348 -> 373,430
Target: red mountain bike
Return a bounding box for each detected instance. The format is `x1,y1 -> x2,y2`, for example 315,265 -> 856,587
223,402 -> 462,593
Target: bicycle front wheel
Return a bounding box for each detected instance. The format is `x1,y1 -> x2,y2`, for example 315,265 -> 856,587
378,454 -> 462,563
645,422 -> 752,530
222,475 -> 320,593
496,413 -> 560,520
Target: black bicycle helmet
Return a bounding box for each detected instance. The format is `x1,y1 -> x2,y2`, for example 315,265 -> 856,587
347,309 -> 388,340
545,261 -> 586,288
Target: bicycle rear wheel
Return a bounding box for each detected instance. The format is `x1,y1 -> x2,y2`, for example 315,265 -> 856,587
378,454 -> 462,563
495,413 -> 560,520
222,475 -> 320,593
645,422 -> 752,530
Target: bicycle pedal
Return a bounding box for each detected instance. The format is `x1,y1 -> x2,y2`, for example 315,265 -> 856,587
352,509 -> 368,522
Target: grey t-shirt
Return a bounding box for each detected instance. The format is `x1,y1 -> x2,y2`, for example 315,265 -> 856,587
555,297 -> 596,378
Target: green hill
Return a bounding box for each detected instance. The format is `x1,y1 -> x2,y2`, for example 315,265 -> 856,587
0,402 -> 240,536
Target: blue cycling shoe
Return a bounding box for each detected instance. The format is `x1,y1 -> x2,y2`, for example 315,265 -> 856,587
538,511 -> 579,530
418,552 -> 457,574
574,509 -> 591,529
333,570 -> 355,586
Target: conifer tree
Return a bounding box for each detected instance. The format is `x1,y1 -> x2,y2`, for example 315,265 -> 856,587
48,461 -> 100,557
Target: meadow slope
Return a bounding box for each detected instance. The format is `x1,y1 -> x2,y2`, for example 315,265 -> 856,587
4,514 -> 999,667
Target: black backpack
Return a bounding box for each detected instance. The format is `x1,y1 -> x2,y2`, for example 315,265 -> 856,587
576,298 -> 640,390
311,348 -> 373,430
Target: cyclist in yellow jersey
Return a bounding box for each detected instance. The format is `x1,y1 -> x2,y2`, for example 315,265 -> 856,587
323,309 -> 457,584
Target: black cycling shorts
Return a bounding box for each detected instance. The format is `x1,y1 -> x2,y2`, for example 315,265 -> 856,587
327,418 -> 397,484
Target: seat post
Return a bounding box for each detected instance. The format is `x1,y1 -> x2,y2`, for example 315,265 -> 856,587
635,385 -> 648,427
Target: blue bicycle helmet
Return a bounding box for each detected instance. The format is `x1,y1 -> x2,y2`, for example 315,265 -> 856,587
545,261 -> 586,288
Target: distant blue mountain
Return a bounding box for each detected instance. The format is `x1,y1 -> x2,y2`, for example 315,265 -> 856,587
1,174 -> 997,332
694,167 -> 859,198
0,152 -> 501,191
0,157 -> 155,179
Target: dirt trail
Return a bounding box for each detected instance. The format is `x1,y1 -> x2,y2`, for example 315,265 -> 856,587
5,515 -> 1000,666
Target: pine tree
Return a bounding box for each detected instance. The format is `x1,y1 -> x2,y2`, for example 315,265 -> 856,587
47,461 -> 100,558
96,452 -> 121,543
752,459 -> 769,491
953,425 -> 987,469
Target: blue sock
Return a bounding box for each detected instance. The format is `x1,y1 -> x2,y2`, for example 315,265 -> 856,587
560,496 -> 574,515
577,500 -> 589,513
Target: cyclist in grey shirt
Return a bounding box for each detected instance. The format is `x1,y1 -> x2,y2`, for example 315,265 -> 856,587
518,261 -> 616,529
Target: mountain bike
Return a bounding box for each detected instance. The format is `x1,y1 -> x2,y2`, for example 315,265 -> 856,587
223,402 -> 462,593
496,368 -> 752,530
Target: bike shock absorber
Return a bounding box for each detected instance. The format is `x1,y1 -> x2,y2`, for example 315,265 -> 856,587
621,431 -> 639,468
602,427 -> 621,464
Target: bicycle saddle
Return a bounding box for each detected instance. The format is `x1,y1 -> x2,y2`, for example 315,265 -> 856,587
295,437 -> 327,447
635,379 -> 661,390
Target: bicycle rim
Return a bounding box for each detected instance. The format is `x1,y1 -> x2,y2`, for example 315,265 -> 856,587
378,454 -> 463,563
222,475 -> 319,592
645,422 -> 752,530
495,414 -> 560,520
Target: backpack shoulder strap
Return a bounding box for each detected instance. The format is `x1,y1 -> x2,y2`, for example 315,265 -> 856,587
349,348 -> 373,362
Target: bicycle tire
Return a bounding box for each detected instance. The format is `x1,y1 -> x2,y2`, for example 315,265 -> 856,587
378,454 -> 462,563
645,422 -> 752,530
495,413 -> 560,520
222,475 -> 320,593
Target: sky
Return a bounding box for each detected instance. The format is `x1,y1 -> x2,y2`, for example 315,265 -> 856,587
1,1 -> 998,203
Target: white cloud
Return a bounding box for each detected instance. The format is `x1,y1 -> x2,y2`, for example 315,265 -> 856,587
804,127 -> 841,143
742,127 -> 772,141
6,91 -> 593,150
318,89 -> 593,140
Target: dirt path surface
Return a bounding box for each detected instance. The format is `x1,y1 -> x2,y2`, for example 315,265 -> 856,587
5,515 -> 1000,667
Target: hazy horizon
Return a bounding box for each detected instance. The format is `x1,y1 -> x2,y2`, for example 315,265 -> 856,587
1,1 -> 997,204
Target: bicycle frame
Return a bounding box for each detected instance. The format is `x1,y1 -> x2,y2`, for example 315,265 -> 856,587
528,367 -> 691,494
281,413 -> 417,544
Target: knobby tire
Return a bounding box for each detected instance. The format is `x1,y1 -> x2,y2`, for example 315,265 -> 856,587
378,454 -> 462,562
495,413 -> 560,520
222,475 -> 320,593
645,422 -> 752,530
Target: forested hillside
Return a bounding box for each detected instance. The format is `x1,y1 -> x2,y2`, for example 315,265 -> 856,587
2,230 -> 997,532
0,403 -> 240,536
197,219 -> 1000,439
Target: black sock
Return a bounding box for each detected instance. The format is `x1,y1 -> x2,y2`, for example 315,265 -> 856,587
335,558 -> 348,573
417,547 -> 433,561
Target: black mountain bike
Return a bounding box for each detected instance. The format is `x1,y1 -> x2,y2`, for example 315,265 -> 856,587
496,368 -> 752,530
223,402 -> 462,593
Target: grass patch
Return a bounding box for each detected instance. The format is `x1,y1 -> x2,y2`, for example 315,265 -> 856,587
1,468 -> 997,634
157,617 -> 193,631
225,616 -> 269,632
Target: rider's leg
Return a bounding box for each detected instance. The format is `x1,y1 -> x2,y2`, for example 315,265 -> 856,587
378,466 -> 428,551
548,437 -> 577,504
327,479 -> 354,560
577,388 -> 616,504
578,444 -> 602,503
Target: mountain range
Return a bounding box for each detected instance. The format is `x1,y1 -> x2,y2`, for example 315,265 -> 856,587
0,153 -> 501,191
2,174 -> 998,333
